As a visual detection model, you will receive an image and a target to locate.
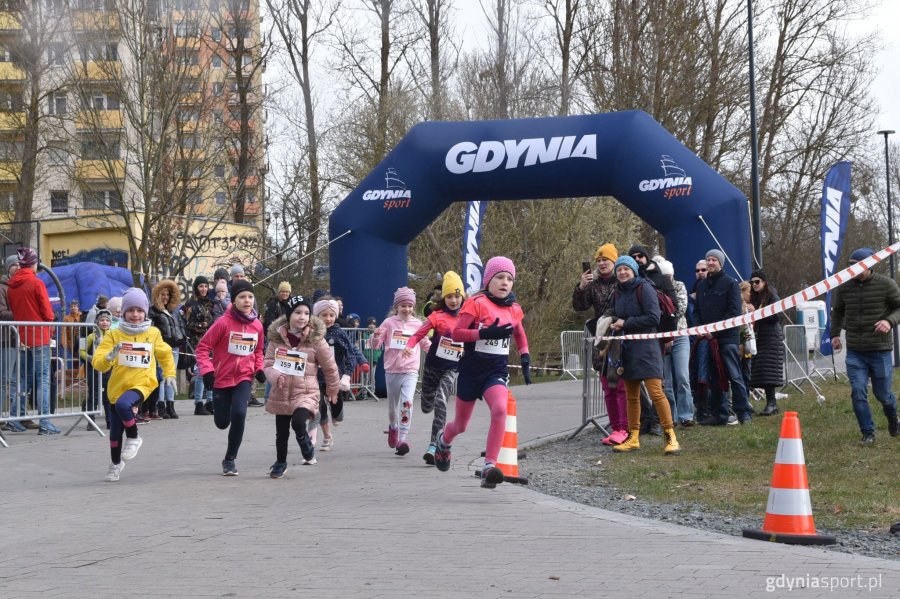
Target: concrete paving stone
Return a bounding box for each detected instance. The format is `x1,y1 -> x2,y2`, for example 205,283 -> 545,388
2,380 -> 899,598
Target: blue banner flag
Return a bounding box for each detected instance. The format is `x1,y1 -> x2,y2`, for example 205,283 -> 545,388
462,201 -> 486,295
820,161 -> 852,355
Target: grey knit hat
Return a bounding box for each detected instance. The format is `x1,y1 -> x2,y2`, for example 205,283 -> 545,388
705,249 -> 725,265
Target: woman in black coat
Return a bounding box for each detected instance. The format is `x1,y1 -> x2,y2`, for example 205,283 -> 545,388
749,270 -> 784,415
608,256 -> 681,455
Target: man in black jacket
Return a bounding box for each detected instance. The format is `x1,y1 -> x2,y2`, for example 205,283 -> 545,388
693,249 -> 752,425
830,247 -> 900,444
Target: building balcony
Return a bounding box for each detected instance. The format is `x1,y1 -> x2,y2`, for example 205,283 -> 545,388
75,159 -> 124,181
0,61 -> 25,81
75,109 -> 123,131
0,160 -> 21,182
0,11 -> 21,32
229,175 -> 259,188
76,60 -> 121,81
72,10 -> 120,32
0,110 -> 24,130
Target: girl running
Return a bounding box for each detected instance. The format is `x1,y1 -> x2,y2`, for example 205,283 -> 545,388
81,309 -> 113,430
312,297 -> 357,451
264,295 -> 340,478
93,288 -> 176,482
369,287 -> 430,456
196,279 -> 266,476
434,257 -> 532,489
405,271 -> 465,465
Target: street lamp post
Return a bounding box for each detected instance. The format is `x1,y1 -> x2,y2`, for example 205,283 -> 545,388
877,129 -> 898,366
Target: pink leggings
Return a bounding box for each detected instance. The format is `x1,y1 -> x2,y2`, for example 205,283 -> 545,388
442,384 -> 507,464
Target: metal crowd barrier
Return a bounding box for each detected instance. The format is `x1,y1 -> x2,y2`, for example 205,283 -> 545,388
560,330 -> 584,380
571,332 -> 610,438
344,327 -> 380,402
781,325 -> 847,402
1,321 -> 105,447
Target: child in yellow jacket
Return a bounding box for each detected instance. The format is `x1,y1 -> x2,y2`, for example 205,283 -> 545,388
93,288 -> 176,482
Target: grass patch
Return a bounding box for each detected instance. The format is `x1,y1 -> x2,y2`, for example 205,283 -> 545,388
599,381 -> 900,530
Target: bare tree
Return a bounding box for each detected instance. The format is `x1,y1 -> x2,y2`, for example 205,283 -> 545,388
3,0 -> 71,243
60,0 -> 237,284
265,0 -> 338,289
209,0 -> 271,225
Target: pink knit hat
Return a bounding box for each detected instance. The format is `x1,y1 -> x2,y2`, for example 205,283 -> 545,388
482,256 -> 516,288
313,299 -> 339,317
392,287 -> 416,308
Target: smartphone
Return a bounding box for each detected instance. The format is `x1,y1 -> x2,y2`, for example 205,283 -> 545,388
582,261 -> 591,273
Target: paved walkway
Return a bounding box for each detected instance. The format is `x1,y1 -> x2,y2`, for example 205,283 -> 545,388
1,380 -> 897,598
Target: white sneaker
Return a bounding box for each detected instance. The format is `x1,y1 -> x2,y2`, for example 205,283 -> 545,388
121,437 -> 143,461
303,457 -> 317,465
320,436 -> 333,452
105,461 -> 125,482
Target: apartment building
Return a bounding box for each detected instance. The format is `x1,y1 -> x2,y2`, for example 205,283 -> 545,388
0,0 -> 266,278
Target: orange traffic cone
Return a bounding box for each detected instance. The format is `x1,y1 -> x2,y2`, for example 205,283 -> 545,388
742,411 -> 836,545
495,389 -> 528,485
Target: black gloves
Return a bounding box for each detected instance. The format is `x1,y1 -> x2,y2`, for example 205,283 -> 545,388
255,370 -> 267,383
479,318 -> 513,340
521,353 -> 532,385
202,372 -> 215,389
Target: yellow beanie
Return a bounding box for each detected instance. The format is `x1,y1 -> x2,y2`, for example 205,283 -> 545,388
594,243 -> 618,263
441,270 -> 465,299
278,281 -> 291,293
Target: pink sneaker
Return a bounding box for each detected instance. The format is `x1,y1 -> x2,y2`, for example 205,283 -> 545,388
386,427 -> 398,448
608,429 -> 628,445
601,434 -> 614,446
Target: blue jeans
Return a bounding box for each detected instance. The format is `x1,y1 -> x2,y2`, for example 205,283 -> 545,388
1,346 -> 17,416
664,336 -> 694,422
846,350 -> 897,435
709,343 -> 751,422
695,338 -> 710,383
193,364 -> 212,403
15,346 -> 52,427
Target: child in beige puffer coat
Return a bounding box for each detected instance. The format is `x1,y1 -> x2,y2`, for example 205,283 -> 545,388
264,295 -> 339,478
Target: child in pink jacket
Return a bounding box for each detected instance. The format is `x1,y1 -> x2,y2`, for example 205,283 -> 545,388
196,280 -> 265,476
369,287 -> 430,456
433,257 -> 532,489
264,295 -> 340,478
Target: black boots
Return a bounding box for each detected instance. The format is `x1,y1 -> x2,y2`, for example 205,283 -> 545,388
760,400 -> 778,416
166,401 -> 179,419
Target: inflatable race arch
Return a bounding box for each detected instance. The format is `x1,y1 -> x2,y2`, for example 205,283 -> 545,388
329,110 -> 750,319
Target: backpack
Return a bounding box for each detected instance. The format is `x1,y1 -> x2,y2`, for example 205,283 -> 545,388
636,282 -> 678,334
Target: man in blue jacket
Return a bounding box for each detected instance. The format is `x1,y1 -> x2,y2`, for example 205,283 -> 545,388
693,249 -> 752,425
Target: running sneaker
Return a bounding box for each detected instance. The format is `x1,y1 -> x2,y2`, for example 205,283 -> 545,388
423,443 -> 436,465
222,459 -> 239,475
481,464 -> 505,489
38,420 -> 61,434
320,435 -> 334,452
433,433 -> 451,472
302,456 -> 317,465
269,461 -> 287,479
4,421 -> 26,432
386,426 -> 398,448
395,441 -> 410,456
104,461 -> 124,482
121,437 -> 143,460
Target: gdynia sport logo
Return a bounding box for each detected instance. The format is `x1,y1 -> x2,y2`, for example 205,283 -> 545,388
445,134 -> 597,174
639,155 -> 692,199
362,168 -> 411,210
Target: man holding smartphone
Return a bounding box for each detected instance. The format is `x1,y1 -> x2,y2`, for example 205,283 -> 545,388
572,243 -> 628,445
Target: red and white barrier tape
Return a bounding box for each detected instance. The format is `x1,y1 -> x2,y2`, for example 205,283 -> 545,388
597,241 -> 900,341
